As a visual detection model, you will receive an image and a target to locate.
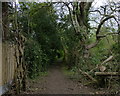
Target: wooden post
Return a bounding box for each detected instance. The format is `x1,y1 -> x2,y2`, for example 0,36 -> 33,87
0,2 -> 2,95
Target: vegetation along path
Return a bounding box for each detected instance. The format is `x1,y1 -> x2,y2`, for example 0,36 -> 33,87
24,65 -> 95,94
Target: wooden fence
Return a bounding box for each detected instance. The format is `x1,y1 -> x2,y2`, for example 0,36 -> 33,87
0,42 -> 17,95
0,43 -> 2,95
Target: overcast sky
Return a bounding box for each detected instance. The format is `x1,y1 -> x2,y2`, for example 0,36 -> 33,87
93,0 -> 106,8
16,0 -> 118,4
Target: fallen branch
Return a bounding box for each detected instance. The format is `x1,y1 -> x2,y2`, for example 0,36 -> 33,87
84,81 -> 97,86
89,55 -> 114,73
79,69 -> 98,83
101,56 -> 113,64
95,72 -> 120,76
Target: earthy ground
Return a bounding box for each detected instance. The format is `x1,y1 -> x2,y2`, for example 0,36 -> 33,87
6,64 -> 120,95
24,65 -> 96,94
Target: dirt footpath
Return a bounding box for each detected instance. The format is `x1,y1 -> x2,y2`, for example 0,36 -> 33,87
25,66 -> 95,94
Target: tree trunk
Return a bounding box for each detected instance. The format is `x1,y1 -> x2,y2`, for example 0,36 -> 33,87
65,2 -> 93,68
13,3 -> 26,94
73,2 -> 93,62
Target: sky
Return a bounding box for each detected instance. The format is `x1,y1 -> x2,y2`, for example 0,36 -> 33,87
15,0 -> 115,4
93,0 -> 107,8
15,0 -> 120,7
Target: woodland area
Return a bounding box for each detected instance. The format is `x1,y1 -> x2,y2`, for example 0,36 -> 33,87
1,1 -> 120,95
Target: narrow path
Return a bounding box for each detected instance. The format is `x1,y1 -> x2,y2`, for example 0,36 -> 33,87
25,65 -> 95,94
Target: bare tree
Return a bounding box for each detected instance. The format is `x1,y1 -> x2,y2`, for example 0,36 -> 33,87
62,1 -> 119,59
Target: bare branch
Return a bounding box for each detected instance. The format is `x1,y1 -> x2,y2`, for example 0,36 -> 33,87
96,15 -> 115,39
86,32 -> 118,50
89,19 -> 99,24
63,2 -> 77,34
90,10 -> 103,15
97,32 -> 119,38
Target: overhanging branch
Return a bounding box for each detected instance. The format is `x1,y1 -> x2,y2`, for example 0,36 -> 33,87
96,15 -> 115,39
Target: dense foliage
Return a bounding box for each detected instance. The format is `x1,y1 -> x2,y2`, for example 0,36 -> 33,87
3,1 -> 120,92
24,38 -> 49,78
17,3 -> 63,79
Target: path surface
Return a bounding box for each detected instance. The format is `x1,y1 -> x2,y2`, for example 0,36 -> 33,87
25,65 -> 95,94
